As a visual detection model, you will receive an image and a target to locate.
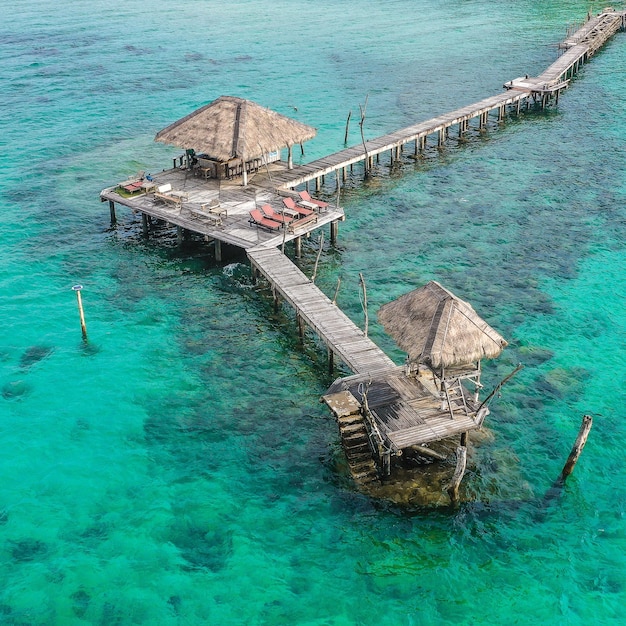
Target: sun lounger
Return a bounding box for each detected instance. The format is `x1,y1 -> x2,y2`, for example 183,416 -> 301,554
260,204 -> 294,224
249,209 -> 282,231
283,196 -> 314,218
118,171 -> 146,194
298,190 -> 329,211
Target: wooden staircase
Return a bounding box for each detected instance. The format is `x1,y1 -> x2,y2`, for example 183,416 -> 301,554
337,413 -> 380,485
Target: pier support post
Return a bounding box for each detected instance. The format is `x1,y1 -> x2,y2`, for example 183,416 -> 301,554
328,348 -> 334,374
315,177 -> 321,192
330,220 -> 338,246
460,431 -> 468,447
215,239 -> 222,262
176,226 -> 183,245
141,213 -> 149,238
342,167 -> 347,182
109,200 -> 116,224
294,236 -> 302,258
273,288 -> 280,312
438,129 -> 444,147
297,314 -> 304,342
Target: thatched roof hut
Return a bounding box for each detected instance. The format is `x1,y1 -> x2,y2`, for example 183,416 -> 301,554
377,281 -> 507,370
155,96 -> 316,183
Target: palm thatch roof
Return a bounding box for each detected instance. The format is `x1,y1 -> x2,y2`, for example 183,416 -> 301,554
377,281 -> 508,369
154,95 -> 316,162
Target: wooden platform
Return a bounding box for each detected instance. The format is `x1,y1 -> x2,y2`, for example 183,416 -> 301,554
324,366 -> 486,451
101,167 -> 344,250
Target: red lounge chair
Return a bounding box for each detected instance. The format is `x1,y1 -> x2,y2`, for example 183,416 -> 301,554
261,204 -> 294,224
298,190 -> 329,210
249,209 -> 282,231
283,196 -> 314,217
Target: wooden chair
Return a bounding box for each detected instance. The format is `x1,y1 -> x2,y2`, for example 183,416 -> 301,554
154,183 -> 188,210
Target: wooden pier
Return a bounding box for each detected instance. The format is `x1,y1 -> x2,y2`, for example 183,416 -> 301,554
272,9 -> 625,193
101,9 -> 624,484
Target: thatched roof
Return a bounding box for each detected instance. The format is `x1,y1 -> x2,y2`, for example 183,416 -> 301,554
155,96 -> 316,162
377,281 -> 507,369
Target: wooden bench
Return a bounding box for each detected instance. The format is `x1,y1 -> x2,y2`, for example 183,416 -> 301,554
153,183 -> 188,211
187,205 -> 223,226
288,213 -> 318,233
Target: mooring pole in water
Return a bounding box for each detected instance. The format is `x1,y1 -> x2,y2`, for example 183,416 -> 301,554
72,284 -> 88,341
559,414 -> 593,482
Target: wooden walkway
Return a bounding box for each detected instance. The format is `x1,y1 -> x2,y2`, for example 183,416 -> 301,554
247,246 -> 395,376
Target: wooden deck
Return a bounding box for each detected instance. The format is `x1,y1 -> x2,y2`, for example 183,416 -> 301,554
101,166 -> 344,251
325,367 -> 485,451
247,246 -> 395,375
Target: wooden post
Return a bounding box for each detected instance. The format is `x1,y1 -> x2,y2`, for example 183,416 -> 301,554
215,239 -> 222,262
311,232 -> 324,283
359,272 -> 368,337
344,110 -> 352,144
296,314 -> 304,341
330,220 -> 338,246
287,145 -> 293,169
559,415 -> 593,481
460,431 -> 468,447
141,213 -> 149,238
109,200 -> 116,224
315,176 -> 321,192
446,446 -> 467,502
328,348 -> 334,374
294,236 -> 301,258
332,277 -> 341,305
273,288 -> 280,312
176,226 -> 183,245
72,285 -> 88,341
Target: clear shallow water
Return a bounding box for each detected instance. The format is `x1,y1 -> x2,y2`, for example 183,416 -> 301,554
1,0 -> 625,623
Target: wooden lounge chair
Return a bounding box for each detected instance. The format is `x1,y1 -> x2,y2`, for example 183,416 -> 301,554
298,190 -> 329,211
154,183 -> 188,210
249,209 -> 282,231
283,196 -> 314,217
260,204 -> 294,224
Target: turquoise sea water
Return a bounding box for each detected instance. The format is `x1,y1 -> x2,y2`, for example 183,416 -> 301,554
1,0 -> 625,623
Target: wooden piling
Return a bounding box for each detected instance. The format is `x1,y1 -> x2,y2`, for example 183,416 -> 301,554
215,239 -> 222,262
294,236 -> 302,258
141,213 -> 149,238
330,220 -> 338,245
559,414 -> 593,482
446,446 -> 467,502
109,200 -> 116,223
